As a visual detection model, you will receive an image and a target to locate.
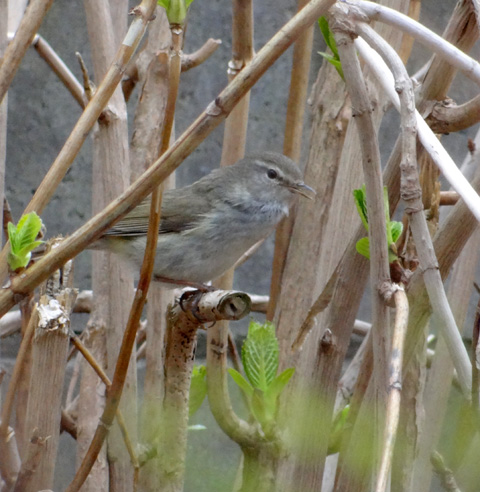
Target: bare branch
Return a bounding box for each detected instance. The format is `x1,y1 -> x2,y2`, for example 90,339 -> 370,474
181,38 -> 221,72
375,287 -> 408,492
0,0 -> 54,104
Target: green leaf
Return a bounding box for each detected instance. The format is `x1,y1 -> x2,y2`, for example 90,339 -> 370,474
353,186 -> 369,231
7,222 -> 17,251
7,212 -> 44,271
328,405 -> 350,455
157,0 -> 193,24
355,237 -> 370,259
383,186 -> 393,244
242,321 -> 279,392
389,221 -> 403,243
189,365 -> 207,417
228,368 -> 254,399
251,388 -> 267,424
317,52 -> 344,80
265,368 -> 295,401
318,17 -> 338,58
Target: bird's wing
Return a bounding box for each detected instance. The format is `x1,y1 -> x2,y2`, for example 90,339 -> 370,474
102,190 -> 212,237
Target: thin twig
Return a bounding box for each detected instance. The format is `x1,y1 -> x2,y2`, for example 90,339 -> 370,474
430,451 -> 462,492
32,34 -> 87,108
375,286 -> 408,492
0,0 -> 55,104
181,38 -> 221,72
268,0 -> 315,320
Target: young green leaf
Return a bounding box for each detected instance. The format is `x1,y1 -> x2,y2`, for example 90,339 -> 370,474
189,365 -> 207,417
228,368 -> 254,399
7,212 -> 44,271
353,186 -> 369,231
318,17 -> 337,56
265,368 -> 295,401
157,0 -> 193,25
355,237 -> 370,259
251,388 -> 267,425
317,52 -> 344,79
389,221 -> 403,243
318,17 -> 344,79
242,321 -> 279,392
328,405 -> 350,455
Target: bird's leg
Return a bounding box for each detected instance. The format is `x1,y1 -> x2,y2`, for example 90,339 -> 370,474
152,274 -> 215,292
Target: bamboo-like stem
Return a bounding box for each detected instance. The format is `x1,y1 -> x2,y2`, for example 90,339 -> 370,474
219,0 -> 254,167
0,309 -> 35,488
129,12 -> 173,491
356,21 -> 472,396
333,9 -> 392,485
68,18 -> 183,492
267,0 -> 314,320
0,0 -> 54,104
32,34 -> 86,108
21,260 -> 75,491
0,0 -> 157,282
375,286 -> 408,492
215,0 -> 254,410
0,0 -> 337,313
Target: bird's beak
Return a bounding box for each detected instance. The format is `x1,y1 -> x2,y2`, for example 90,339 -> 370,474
289,182 -> 316,200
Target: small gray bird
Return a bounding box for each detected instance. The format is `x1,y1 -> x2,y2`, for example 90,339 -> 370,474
94,151 -> 315,287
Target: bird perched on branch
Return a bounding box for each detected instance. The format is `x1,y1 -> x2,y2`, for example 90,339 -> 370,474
93,151 -> 315,288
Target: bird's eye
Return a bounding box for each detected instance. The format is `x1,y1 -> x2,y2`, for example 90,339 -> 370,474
267,168 -> 278,179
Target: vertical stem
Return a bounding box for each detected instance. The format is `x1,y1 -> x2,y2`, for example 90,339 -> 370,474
333,15 -> 391,485
267,0 -> 314,320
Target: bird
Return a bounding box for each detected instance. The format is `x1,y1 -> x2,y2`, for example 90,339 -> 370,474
93,151 -> 315,288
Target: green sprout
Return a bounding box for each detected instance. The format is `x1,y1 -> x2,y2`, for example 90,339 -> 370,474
228,321 -> 295,431
318,16 -> 344,80
157,0 -> 194,25
353,185 -> 403,263
328,404 -> 350,455
7,212 -> 44,272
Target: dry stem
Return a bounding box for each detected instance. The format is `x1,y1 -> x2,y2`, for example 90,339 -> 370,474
267,0 -> 315,320
375,286 -> 408,492
0,0 -> 54,104
333,8 -> 392,483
